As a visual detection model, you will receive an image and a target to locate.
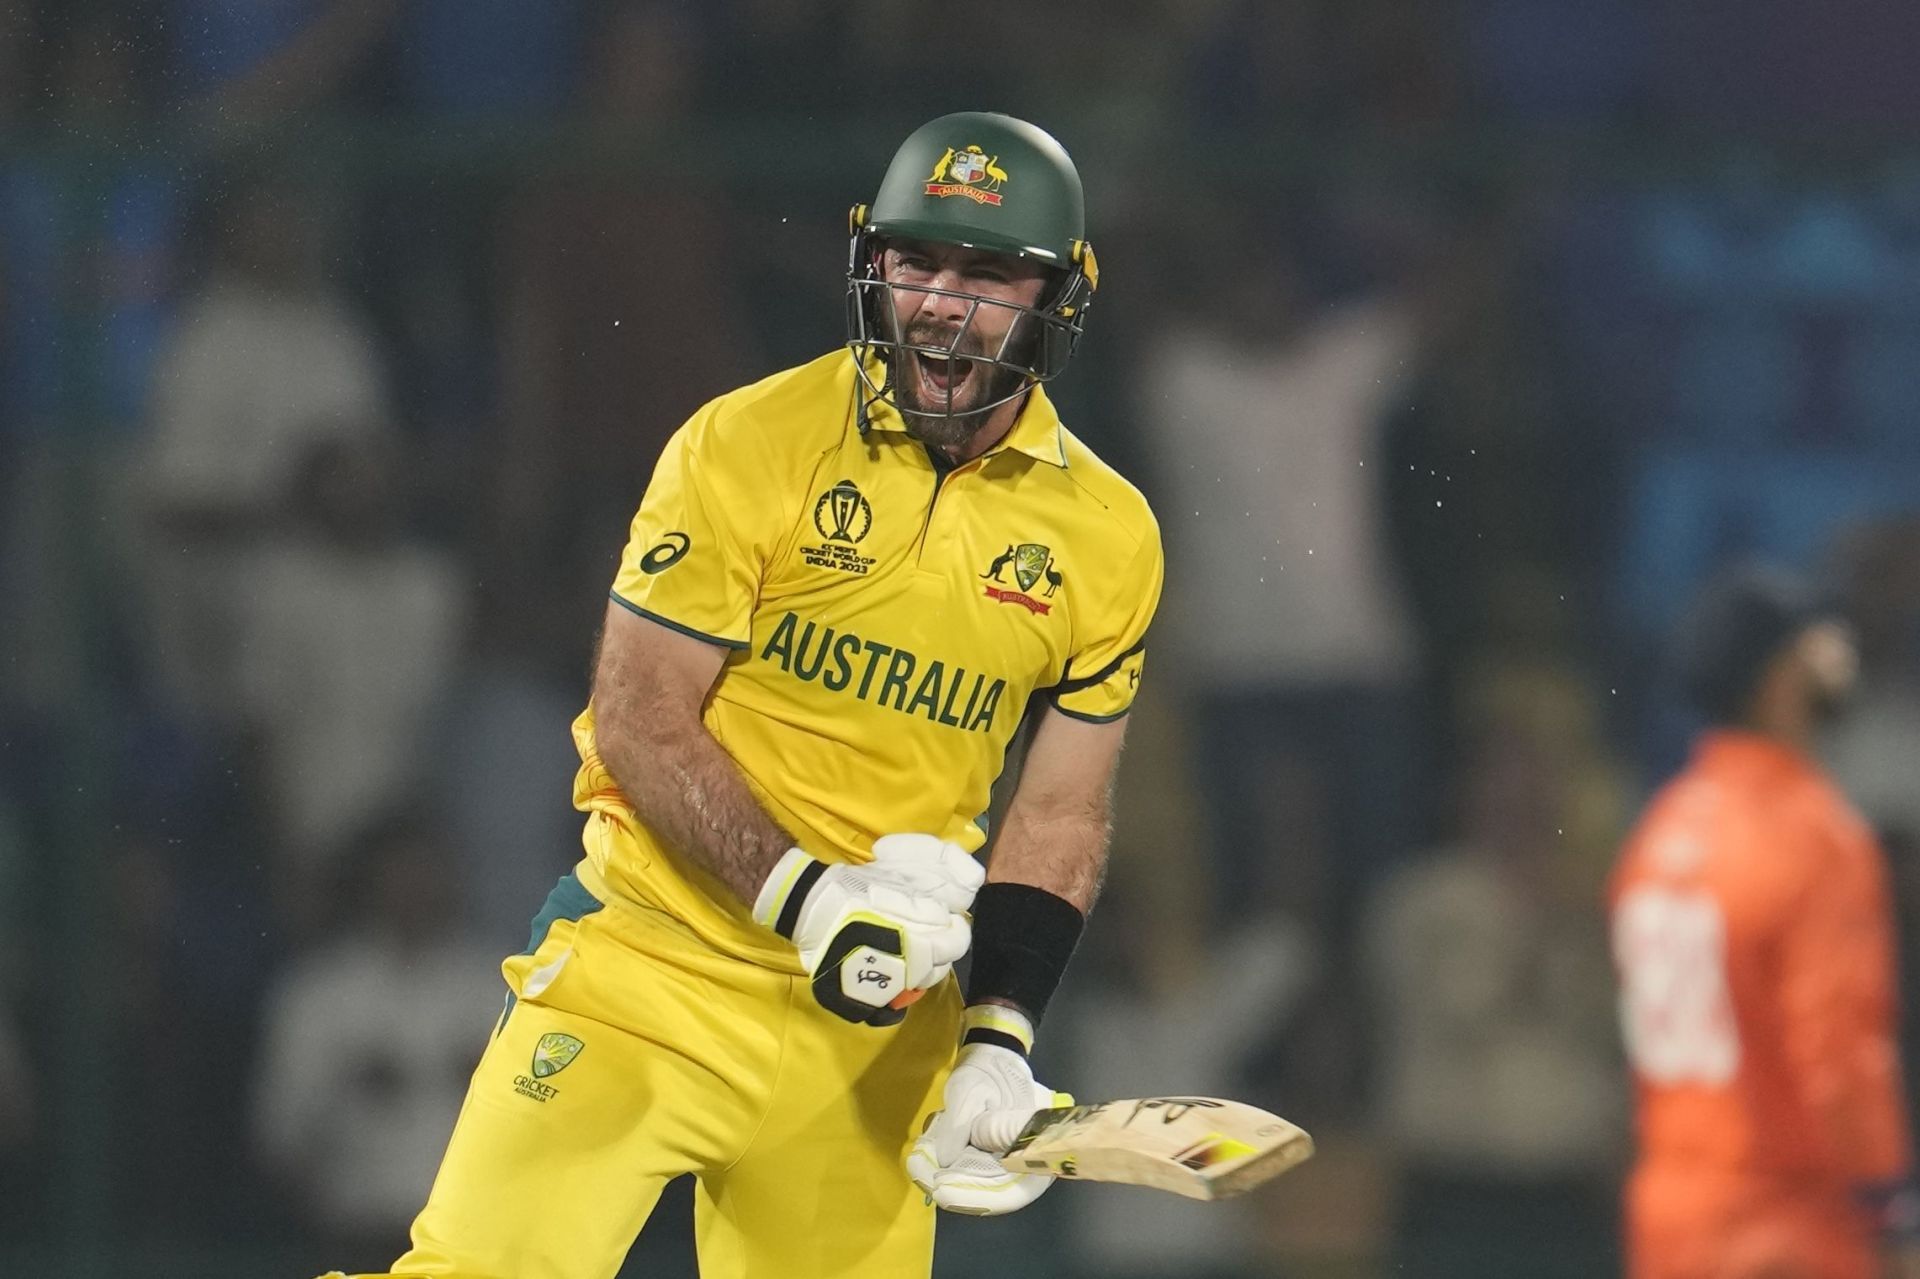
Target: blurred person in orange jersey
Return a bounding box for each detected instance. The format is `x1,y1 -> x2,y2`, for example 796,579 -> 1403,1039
1610,563 -> 1920,1279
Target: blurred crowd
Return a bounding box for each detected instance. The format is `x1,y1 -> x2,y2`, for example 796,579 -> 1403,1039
5,1 -> 1920,1276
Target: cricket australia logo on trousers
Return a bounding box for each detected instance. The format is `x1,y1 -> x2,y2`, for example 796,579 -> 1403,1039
980,543 -> 1061,615
514,1032 -> 585,1102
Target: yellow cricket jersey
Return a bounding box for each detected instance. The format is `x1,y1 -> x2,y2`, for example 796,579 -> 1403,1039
570,349 -> 1163,971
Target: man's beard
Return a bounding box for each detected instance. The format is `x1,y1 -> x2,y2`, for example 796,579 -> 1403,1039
886,313 -> 1036,448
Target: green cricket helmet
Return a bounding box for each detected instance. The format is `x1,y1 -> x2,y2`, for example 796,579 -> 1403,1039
847,111 -> 1099,420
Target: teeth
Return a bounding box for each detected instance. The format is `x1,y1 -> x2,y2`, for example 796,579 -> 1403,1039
923,352 -> 953,362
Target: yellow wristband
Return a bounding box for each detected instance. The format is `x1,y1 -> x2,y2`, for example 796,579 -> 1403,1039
962,1003 -> 1036,1055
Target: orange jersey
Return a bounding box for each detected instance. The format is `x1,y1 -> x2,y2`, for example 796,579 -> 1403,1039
1609,731 -> 1912,1277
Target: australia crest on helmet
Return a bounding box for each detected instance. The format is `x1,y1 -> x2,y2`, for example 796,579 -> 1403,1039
925,143 -> 1008,205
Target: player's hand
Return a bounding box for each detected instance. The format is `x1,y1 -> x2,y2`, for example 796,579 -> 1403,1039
753,834 -> 982,1025
907,1038 -> 1066,1215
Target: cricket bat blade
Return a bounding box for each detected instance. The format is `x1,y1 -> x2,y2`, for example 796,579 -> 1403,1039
972,1096 -> 1314,1200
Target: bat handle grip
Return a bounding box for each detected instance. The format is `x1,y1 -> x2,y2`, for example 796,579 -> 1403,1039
970,1108 -> 1032,1154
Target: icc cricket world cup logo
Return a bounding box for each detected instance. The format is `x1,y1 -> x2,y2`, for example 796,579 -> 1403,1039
813,480 -> 873,544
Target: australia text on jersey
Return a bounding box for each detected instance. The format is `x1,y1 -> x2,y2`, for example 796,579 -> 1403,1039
758,610 -> 1007,733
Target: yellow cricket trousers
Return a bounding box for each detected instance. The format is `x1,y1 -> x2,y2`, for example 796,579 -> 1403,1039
340,865 -> 961,1279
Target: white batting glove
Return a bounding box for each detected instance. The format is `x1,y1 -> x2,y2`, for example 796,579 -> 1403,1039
753,834 -> 983,1025
908,1011 -> 1066,1215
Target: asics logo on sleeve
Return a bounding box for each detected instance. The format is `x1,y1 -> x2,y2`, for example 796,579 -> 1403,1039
640,532 -> 692,573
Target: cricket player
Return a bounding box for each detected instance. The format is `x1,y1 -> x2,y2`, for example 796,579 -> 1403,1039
325,111 -> 1161,1279
1609,565 -> 1920,1279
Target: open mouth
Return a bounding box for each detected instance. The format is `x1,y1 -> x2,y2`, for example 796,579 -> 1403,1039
912,349 -> 976,405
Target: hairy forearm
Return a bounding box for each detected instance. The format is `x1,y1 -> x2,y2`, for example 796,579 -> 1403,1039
595,703 -> 795,907
985,799 -> 1111,914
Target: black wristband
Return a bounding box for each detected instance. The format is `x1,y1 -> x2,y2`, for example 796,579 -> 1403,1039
964,881 -> 1085,1024
961,1027 -> 1030,1054
774,859 -> 828,939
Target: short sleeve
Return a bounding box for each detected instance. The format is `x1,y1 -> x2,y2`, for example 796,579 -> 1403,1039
1050,519 -> 1164,723
609,407 -> 785,649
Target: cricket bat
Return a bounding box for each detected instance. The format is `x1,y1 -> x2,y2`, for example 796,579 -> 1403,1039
969,1096 -> 1314,1201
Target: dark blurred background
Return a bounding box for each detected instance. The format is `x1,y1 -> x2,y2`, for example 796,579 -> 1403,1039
5,1 -> 1920,1276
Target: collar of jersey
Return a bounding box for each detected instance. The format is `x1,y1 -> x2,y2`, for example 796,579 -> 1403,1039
854,356 -> 1070,470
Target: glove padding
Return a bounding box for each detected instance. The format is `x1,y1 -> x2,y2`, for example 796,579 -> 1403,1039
907,1042 -> 1063,1215
754,834 -> 983,1025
